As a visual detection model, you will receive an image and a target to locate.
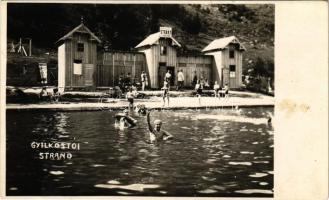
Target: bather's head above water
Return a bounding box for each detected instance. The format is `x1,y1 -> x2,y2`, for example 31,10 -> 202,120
123,109 -> 129,116
154,119 -> 162,131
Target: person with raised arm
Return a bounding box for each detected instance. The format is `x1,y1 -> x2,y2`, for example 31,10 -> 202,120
147,111 -> 173,143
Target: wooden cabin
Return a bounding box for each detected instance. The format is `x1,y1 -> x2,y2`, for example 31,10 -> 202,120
202,36 -> 246,89
56,21 -> 101,92
135,27 -> 181,88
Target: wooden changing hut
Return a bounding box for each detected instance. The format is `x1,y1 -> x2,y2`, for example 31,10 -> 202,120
202,36 -> 246,88
56,21 -> 101,92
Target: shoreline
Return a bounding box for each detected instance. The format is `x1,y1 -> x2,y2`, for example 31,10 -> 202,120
6,95 -> 274,112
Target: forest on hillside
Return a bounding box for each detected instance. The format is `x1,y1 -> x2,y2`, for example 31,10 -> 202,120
7,3 -> 274,92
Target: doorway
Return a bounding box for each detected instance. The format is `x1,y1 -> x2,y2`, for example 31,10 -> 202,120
158,63 -> 175,88
166,66 -> 175,86
84,64 -> 94,86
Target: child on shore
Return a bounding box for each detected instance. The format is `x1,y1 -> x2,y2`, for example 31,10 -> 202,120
39,87 -> 49,101
224,83 -> 229,98
213,81 -> 220,98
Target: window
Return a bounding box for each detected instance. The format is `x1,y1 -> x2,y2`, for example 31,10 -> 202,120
160,45 -> 167,55
74,59 -> 82,64
159,62 -> 166,67
229,65 -> 236,78
73,59 -> 82,75
178,63 -> 186,67
229,50 -> 235,58
77,43 -> 84,52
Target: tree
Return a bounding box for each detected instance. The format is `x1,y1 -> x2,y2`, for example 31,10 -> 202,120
182,13 -> 203,34
252,57 -> 267,78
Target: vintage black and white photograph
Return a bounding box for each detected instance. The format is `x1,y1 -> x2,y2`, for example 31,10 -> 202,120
6,3 -> 274,197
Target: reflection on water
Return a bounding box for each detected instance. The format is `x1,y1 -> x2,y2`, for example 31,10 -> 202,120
7,107 -> 273,197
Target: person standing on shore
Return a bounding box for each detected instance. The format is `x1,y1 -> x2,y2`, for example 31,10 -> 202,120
200,75 -> 205,90
177,69 -> 184,91
224,83 -> 229,98
125,73 -> 132,87
192,71 -> 198,87
118,73 -> 124,92
213,81 -> 220,98
141,71 -> 147,91
39,87 -> 49,101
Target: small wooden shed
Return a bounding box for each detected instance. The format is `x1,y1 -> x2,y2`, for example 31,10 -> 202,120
135,27 -> 181,88
56,21 -> 101,92
202,36 -> 246,88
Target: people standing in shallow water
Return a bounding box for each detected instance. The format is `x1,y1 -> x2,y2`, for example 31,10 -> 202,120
126,87 -> 135,110
195,80 -> 202,105
162,81 -> 170,107
147,111 -> 173,143
165,70 -> 172,89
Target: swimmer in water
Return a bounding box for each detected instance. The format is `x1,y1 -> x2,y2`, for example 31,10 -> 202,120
115,109 -> 137,129
135,104 -> 147,115
147,111 -> 173,143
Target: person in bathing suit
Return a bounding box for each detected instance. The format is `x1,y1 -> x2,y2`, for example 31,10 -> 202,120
147,111 -> 173,143
115,109 -> 137,129
162,81 -> 170,107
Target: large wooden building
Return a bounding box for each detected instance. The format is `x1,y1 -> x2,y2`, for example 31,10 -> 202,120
57,24 -> 245,91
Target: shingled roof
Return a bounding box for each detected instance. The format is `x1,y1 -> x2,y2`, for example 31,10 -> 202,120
56,23 -> 101,44
135,32 -> 181,49
202,36 -> 246,53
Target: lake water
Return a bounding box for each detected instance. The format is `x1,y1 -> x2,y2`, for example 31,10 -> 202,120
6,107 -> 274,197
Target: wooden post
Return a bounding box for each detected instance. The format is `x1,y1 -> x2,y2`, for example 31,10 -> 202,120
133,54 -> 136,79
29,39 -> 32,56
18,38 -> 22,54
112,53 -> 115,86
123,53 -> 126,74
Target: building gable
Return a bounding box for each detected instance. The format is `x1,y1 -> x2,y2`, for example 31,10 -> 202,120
202,36 -> 246,53
56,23 -> 101,44
135,27 -> 181,49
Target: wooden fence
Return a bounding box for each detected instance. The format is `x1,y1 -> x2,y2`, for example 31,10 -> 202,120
97,52 -> 214,88
97,52 -> 147,87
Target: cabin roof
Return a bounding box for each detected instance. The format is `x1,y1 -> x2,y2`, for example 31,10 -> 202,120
135,32 -> 181,49
56,23 -> 101,44
202,36 -> 246,52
